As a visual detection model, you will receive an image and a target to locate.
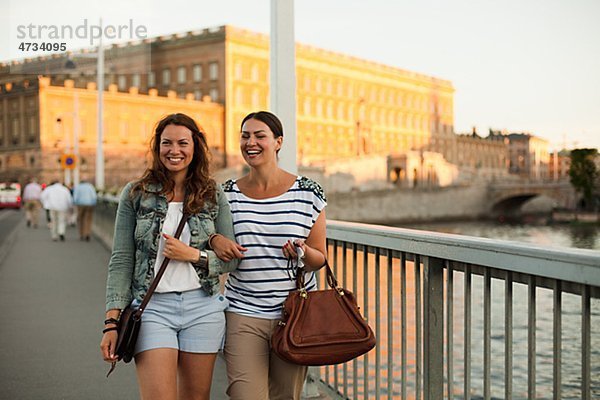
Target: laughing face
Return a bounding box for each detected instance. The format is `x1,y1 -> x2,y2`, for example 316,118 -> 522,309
159,124 -> 194,176
240,118 -> 282,167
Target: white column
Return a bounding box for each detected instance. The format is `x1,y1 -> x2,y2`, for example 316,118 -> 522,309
96,18 -> 105,190
270,0 -> 297,174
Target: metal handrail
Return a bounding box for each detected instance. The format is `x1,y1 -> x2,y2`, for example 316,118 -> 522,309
327,220 -> 600,286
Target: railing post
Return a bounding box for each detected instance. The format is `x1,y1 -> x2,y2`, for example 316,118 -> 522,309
424,256 -> 444,400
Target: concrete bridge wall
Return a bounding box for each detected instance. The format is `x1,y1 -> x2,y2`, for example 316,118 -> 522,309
327,184 -> 491,224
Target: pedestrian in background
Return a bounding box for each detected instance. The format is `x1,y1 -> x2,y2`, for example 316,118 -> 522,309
22,177 -> 42,228
40,181 -> 73,241
73,180 -> 97,241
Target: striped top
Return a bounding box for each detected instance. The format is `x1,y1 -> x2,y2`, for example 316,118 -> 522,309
222,176 -> 327,319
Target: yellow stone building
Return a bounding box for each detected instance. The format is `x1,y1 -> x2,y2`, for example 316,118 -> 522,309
2,25 -> 455,174
0,76 -> 223,187
225,27 -> 455,163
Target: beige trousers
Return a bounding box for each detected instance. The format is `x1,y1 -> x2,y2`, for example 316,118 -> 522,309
224,312 -> 307,400
76,205 -> 94,238
24,200 -> 41,227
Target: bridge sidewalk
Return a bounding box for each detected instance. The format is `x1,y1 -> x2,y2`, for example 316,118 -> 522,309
0,211 -> 229,400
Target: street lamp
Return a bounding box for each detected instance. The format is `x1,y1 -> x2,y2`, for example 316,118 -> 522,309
55,93 -> 80,186
65,18 -> 105,190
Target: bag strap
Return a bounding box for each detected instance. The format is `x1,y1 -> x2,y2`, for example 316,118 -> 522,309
134,211 -> 189,317
295,260 -> 339,290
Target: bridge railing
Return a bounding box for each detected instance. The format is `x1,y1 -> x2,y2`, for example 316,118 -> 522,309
93,197 -> 600,399
316,220 -> 599,399
93,194 -> 119,250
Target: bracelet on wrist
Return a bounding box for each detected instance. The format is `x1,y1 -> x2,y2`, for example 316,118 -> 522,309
102,326 -> 118,334
104,317 -> 119,325
193,250 -> 209,270
207,234 -> 220,249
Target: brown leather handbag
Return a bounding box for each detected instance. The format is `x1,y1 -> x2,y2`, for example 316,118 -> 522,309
271,261 -> 376,366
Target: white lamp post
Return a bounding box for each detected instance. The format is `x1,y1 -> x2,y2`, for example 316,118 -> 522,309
55,92 -> 81,187
96,25 -> 105,190
270,0 -> 297,174
65,18 -> 104,190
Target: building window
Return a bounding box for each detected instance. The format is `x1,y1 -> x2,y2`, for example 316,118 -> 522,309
235,87 -> 243,105
234,63 -> 242,80
177,66 -> 186,84
193,64 -> 202,82
251,64 -> 259,81
209,62 -> 218,81
118,75 -> 127,91
148,71 -> 156,87
162,68 -> 171,86
28,116 -> 36,143
209,88 -> 218,102
194,90 -> 203,101
132,73 -> 140,88
251,89 -> 260,108
12,119 -> 20,145
303,98 -> 311,115
327,101 -> 333,119
337,103 -> 344,120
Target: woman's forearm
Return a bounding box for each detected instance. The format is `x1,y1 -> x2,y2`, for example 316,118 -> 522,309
302,244 -> 327,271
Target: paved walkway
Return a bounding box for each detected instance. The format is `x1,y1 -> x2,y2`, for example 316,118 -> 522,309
0,210 -> 228,400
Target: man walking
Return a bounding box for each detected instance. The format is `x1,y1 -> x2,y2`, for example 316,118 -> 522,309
22,178 -> 43,228
72,181 -> 97,241
40,181 -> 73,241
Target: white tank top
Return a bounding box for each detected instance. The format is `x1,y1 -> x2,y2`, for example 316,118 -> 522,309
154,202 -> 202,293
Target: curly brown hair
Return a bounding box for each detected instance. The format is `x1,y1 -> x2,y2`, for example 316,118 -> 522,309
131,113 -> 216,213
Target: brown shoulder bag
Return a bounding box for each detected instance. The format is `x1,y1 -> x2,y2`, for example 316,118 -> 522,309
271,261 -> 376,366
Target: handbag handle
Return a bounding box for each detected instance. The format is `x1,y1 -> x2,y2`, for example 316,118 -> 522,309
134,211 -> 189,317
295,260 -> 340,291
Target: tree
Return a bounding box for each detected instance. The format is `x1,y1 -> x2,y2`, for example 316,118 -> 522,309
568,148 -> 598,210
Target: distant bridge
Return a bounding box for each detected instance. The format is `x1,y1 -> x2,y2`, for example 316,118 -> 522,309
325,181 -> 579,224
488,181 -> 577,217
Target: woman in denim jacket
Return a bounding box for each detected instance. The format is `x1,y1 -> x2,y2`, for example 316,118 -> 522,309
100,113 -> 242,400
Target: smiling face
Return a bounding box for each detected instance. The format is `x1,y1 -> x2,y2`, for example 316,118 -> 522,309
159,124 -> 194,177
240,118 -> 282,168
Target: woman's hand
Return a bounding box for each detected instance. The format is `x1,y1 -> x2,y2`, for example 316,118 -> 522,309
211,234 -> 247,262
162,233 -> 198,262
282,239 -> 326,271
282,239 -> 305,260
100,330 -> 118,363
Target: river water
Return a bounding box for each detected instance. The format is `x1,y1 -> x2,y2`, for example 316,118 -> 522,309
395,220 -> 600,399
402,220 -> 600,251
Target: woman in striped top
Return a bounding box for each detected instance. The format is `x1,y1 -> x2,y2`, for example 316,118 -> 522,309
215,111 -> 327,400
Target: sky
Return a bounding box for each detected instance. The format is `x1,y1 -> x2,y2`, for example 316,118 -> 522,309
1,0 -> 599,150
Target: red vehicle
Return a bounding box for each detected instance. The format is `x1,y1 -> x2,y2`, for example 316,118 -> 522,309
0,182 -> 22,209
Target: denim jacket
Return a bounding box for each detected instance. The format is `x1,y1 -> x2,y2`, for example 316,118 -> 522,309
105,181 -> 239,311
